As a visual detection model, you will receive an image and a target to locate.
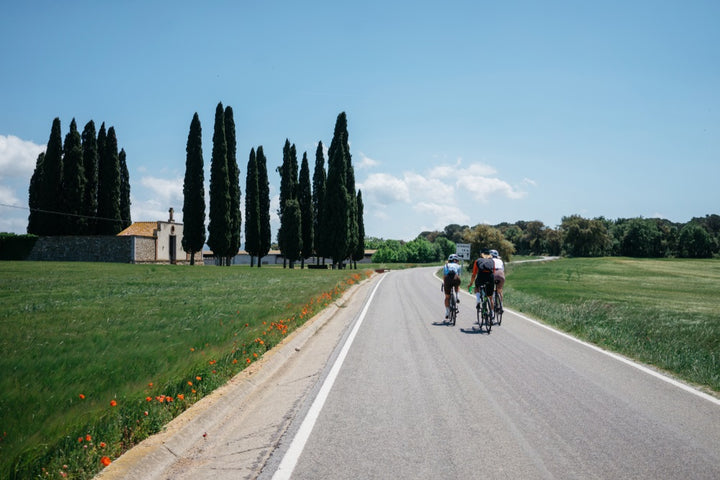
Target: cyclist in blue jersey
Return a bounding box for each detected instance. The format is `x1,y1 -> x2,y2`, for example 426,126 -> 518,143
443,254 -> 462,320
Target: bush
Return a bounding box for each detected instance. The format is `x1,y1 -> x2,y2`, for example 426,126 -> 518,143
0,233 -> 38,260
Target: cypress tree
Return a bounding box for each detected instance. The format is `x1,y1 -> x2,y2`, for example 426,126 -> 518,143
256,146 -> 271,267
298,152 -> 313,268
345,151 -> 358,267
244,148 -> 260,266
62,119 -> 85,235
119,149 -> 131,230
208,102 -> 231,265
81,120 -> 98,234
312,141 -> 327,264
280,199 -> 302,268
27,152 -> 45,234
95,123 -> 107,233
325,113 -> 350,267
352,190 -> 366,267
277,139 -> 299,267
182,112 -> 206,265
38,117 -> 63,235
97,126 -> 122,234
225,105 -> 241,264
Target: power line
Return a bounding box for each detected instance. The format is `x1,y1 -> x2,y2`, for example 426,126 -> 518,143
0,202 -> 127,224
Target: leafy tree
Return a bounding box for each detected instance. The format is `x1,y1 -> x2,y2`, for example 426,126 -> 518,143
225,106 -> 241,263
620,218 -> 663,257
462,224 -> 514,262
81,120 -> 98,234
280,199 -> 302,268
97,126 -> 122,235
677,223 -> 715,258
312,141 -> 327,263
181,113 -> 206,265
443,224 -> 468,244
244,148 -> 260,266
352,190 -> 365,266
434,236 -> 456,260
560,215 -> 610,257
207,103 -> 231,265
298,152 -> 314,267
256,146 -> 271,267
119,149 -> 131,230
62,119 -> 85,234
27,152 -> 44,234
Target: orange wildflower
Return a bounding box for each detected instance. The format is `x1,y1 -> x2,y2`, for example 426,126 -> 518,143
146,396 -> 152,402
100,456 -> 112,467
177,394 -> 185,400
110,400 -> 117,407
196,376 -> 202,381
86,434 -> 92,442
79,394 -> 85,400
99,442 -> 107,448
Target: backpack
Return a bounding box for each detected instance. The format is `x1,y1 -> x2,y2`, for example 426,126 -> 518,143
476,257 -> 494,274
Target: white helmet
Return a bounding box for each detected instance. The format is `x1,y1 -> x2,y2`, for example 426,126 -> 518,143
448,254 -> 460,262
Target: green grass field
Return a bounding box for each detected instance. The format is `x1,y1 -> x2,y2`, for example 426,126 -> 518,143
0,262 -> 372,479
505,257 -> 720,394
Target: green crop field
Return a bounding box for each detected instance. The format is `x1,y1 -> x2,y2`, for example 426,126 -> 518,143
0,261 -> 372,479
505,257 -> 720,395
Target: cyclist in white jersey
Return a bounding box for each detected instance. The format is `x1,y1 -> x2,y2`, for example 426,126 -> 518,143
490,249 -> 505,312
443,254 -> 462,320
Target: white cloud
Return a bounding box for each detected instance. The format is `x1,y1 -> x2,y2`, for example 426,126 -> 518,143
139,176 -> 183,204
359,173 -> 411,205
357,153 -> 379,169
0,135 -> 44,179
0,185 -> 19,205
457,175 -> 526,203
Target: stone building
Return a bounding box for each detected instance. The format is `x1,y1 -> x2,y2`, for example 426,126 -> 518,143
117,208 -> 202,264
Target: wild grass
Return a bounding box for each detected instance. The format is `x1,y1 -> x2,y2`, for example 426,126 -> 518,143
0,262 -> 371,479
505,257 -> 720,394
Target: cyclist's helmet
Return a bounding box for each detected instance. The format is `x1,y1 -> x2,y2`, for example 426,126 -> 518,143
448,253 -> 460,262
489,249 -> 499,258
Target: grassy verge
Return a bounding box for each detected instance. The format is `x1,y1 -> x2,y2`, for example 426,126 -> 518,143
505,257 -> 720,394
0,262 -> 372,479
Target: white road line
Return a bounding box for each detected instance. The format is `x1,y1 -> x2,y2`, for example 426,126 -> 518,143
442,268 -> 720,406
272,273 -> 388,480
509,308 -> 720,406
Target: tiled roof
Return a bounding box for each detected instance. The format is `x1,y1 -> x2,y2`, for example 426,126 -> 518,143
117,222 -> 158,237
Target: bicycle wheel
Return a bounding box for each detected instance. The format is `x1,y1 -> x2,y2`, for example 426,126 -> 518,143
494,293 -> 503,326
449,292 -> 457,326
482,299 -> 492,333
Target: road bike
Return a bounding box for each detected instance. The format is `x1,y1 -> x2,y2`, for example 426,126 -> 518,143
474,284 -> 492,333
493,284 -> 503,326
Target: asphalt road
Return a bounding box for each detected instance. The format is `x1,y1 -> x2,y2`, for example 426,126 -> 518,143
98,267 -> 720,479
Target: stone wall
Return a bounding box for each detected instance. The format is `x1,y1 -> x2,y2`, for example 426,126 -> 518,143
27,236 -> 135,263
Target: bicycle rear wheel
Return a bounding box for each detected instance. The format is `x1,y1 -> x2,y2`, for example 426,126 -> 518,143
482,299 -> 492,333
449,292 -> 457,326
494,293 -> 503,326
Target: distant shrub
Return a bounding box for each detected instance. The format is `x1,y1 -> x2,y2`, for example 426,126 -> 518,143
0,233 -> 38,260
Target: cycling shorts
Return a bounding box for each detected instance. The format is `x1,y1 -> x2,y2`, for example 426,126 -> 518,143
475,272 -> 495,297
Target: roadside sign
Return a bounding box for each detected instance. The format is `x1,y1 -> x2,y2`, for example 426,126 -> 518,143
456,243 -> 471,260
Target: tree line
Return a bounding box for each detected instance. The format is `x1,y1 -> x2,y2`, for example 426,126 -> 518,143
27,118 -> 131,236
182,107 -> 365,268
394,214 -> 720,262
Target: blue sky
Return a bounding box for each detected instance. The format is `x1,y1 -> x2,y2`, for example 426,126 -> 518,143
1,1 -> 718,241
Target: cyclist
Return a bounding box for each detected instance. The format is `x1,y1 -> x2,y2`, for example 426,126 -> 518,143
489,249 -> 505,313
467,249 -> 496,320
443,254 -> 462,320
